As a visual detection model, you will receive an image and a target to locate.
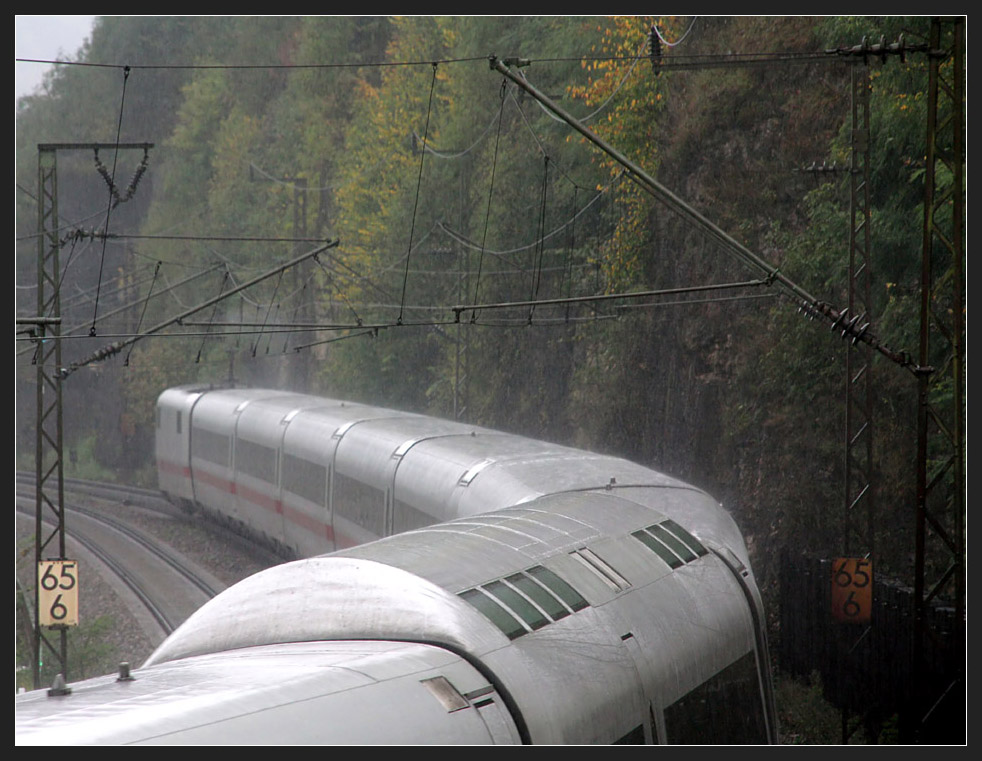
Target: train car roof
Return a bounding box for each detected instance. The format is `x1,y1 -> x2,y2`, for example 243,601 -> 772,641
143,487 -> 736,667
143,555 -> 509,666
17,640 -> 503,745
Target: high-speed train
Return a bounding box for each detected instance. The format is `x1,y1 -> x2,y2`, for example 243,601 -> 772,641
15,384 -> 778,744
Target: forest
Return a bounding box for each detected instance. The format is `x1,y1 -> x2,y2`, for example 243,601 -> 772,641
15,16 -> 964,741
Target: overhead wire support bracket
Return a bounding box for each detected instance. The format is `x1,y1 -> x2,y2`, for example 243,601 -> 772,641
55,240 -> 339,379
488,55 -> 920,375
824,34 -> 935,63
452,278 -> 771,322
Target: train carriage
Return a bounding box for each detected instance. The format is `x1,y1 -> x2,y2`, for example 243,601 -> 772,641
155,385 -> 208,507
17,385 -> 777,744
17,479 -> 775,744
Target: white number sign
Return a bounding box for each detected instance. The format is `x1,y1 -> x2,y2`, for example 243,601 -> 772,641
38,560 -> 79,627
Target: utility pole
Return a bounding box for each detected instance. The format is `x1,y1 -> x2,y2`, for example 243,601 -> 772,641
836,59 -> 876,743
911,16 -> 965,744
29,143 -> 152,689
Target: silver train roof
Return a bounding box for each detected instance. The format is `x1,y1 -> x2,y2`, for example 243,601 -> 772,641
144,488 -> 745,667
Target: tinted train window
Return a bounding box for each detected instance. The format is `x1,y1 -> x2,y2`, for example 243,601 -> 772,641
632,519 -> 711,569
526,565 -> 588,612
282,453 -> 327,505
661,519 -> 710,557
482,580 -> 549,631
393,499 -> 435,534
191,427 -> 230,467
506,573 -> 570,621
236,438 -> 277,484
632,530 -> 684,569
646,523 -> 697,563
334,473 -> 384,536
663,651 -> 768,744
459,588 -> 526,640
614,724 -> 645,744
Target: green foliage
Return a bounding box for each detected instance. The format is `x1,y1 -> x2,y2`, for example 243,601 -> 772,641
15,18 -> 961,623
775,671 -> 844,744
15,612 -> 121,691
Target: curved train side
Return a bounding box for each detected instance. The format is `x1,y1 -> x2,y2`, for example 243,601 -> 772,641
16,384 -> 777,744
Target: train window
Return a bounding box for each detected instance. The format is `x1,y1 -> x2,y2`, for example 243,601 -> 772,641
661,519 -> 710,557
334,473 -> 384,536
663,651 -> 768,744
482,580 -> 549,631
646,524 -> 698,563
393,499 -> 435,534
459,588 -> 527,640
632,530 -> 684,569
614,724 -> 645,744
191,427 -> 230,467
282,453 -> 327,505
236,438 -> 277,484
176,411 -> 181,434
506,573 -> 570,621
526,566 -> 589,612
570,548 -> 632,592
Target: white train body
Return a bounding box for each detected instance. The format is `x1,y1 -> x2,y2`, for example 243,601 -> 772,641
18,385 -> 777,744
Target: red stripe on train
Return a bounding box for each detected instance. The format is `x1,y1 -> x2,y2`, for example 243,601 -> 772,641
157,459 -> 190,478
158,457 -> 337,544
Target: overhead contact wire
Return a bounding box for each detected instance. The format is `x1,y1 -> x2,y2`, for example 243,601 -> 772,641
529,155 -> 550,323
398,62 -> 438,326
471,82 -> 507,323
195,268 -> 229,364
90,65 -> 131,336
251,269 -> 283,357
563,187 -> 578,322
125,260 -> 162,366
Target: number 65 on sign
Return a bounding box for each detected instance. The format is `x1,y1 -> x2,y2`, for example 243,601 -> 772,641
831,557 -> 872,623
38,560 -> 79,627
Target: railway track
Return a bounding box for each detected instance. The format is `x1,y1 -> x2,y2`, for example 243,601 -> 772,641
16,475 -> 279,655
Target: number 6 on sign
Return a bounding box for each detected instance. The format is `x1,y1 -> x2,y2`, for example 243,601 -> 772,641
831,557 -> 872,623
38,560 -> 79,627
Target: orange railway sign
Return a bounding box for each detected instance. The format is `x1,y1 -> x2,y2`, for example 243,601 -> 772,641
831,557 -> 872,623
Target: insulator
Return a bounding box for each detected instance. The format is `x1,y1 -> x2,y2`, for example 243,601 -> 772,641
842,314 -> 861,338
648,26 -> 662,74
852,322 -> 870,345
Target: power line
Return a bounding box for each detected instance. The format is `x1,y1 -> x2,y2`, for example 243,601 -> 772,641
55,240 -> 338,378
15,55 -> 491,72
90,69 -> 135,336
79,232 -> 332,244
492,55 -> 920,373
451,277 -> 775,321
